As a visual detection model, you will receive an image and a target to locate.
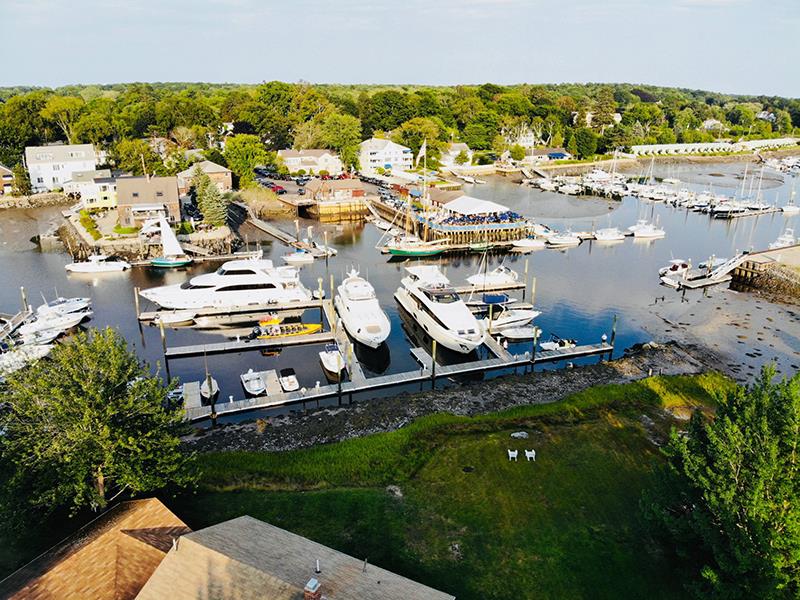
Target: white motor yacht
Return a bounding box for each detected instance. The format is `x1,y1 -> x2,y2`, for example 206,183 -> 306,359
594,227 -> 625,242
466,265 -> 519,288
512,237 -> 546,250
139,257 -> 312,310
19,310 -> 91,336
37,296 -> 91,316
240,368 -> 267,396
558,183 -> 582,195
547,230 -> 581,247
769,228 -> 796,250
633,223 -> 666,239
65,254 -> 131,273
283,250 -> 315,265
334,269 -> 391,348
394,265 -> 485,354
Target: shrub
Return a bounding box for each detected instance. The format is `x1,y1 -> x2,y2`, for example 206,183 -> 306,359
78,209 -> 101,240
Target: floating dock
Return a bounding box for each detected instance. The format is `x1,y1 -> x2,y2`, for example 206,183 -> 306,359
235,202 -> 330,257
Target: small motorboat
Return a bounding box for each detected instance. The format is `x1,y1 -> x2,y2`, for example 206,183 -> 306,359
19,310 -> 91,336
37,296 -> 91,316
65,254 -> 131,273
540,334 -> 577,351
500,326 -> 541,341
373,219 -> 393,231
512,237 -> 546,250
155,310 -> 196,327
466,265 -> 519,288
658,259 -> 690,278
18,328 -> 62,345
319,344 -> 345,381
633,223 -> 666,239
594,227 -> 625,242
252,322 -> 322,340
278,368 -> 300,392
469,241 -> 494,253
200,376 -> 220,400
240,368 -> 267,396
769,228 -> 796,250
485,307 -> 541,332
547,231 -> 581,247
660,276 -> 680,289
283,250 -> 315,265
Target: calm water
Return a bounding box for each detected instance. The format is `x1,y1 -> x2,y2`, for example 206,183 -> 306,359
0,161 -> 796,421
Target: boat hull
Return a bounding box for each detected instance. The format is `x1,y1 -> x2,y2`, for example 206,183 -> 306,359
151,257 -> 193,268
388,247 -> 446,257
395,288 -> 484,354
334,296 -> 390,348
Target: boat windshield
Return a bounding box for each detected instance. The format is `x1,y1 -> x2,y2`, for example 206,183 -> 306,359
424,288 -> 460,304
180,282 -> 215,290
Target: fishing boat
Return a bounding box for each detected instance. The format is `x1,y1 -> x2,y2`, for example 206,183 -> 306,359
154,310 -> 196,327
466,265 -> 519,288
199,376 -> 219,400
769,228 -> 796,250
278,368 -> 300,392
283,249 -> 315,265
140,256 -> 312,310
386,237 -> 450,257
19,310 -> 91,336
594,227 -> 625,242
627,219 -> 648,233
65,254 -> 131,273
633,222 -> 666,239
240,368 -> 267,396
546,230 -> 581,247
500,326 -> 541,341
540,334 -> 577,351
37,296 -> 91,316
334,269 -> 391,348
394,265 -> 485,354
319,344 -> 345,381
658,259 -> 690,278
150,218 -> 193,268
253,322 -> 322,340
512,237 -> 546,250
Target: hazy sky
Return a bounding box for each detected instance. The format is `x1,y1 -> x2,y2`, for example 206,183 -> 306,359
2,0 -> 797,97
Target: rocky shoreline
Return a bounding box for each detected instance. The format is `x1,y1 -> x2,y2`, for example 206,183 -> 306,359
0,193 -> 69,211
182,341 -> 717,453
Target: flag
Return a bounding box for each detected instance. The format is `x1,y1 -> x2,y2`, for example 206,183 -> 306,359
416,139 -> 427,168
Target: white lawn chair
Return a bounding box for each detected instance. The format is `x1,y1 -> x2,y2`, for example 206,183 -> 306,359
525,449 -> 536,462
507,449 -> 518,461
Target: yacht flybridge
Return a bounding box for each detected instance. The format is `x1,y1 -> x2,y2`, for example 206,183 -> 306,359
334,269 -> 391,348
394,265 -> 485,354
140,255 -> 312,310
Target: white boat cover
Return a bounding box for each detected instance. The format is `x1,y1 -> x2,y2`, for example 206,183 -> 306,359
443,195 -> 509,216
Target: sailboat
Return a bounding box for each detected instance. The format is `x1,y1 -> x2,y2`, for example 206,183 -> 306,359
783,181 -> 799,215
150,218 -> 193,268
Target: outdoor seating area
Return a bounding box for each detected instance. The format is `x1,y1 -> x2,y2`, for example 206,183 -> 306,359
438,210 -> 524,227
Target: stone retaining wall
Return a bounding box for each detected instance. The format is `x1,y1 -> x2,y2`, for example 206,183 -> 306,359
0,192 -> 69,210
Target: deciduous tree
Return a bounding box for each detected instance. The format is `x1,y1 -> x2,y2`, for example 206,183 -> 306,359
40,95 -> 85,143
224,134 -> 269,188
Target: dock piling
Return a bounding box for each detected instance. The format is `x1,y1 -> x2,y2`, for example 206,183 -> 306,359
530,276 -> 537,306
159,320 -> 167,355
133,286 -> 141,318
20,286 -> 28,313
318,278 -> 324,323
431,340 -> 437,388
609,314 -> 617,357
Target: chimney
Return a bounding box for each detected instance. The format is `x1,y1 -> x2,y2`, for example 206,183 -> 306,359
304,578 -> 322,600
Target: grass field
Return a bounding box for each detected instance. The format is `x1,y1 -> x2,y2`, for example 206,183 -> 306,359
168,373 -> 730,600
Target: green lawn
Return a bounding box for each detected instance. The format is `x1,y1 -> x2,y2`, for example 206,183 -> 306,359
168,373 -> 731,600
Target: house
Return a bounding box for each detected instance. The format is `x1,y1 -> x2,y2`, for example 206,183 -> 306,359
527,147 -> 573,162
176,160 -> 233,196
24,143 -> 98,193
701,118 -> 725,131
62,169 -> 120,209
116,176 -> 181,228
304,179 -> 365,202
0,164 -> 13,196
358,138 -> 413,174
278,149 -> 344,176
0,498 -> 190,600
137,515 -> 455,600
440,143 -> 473,168
756,110 -> 776,123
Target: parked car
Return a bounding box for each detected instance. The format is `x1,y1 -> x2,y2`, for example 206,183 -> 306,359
273,185 -> 287,195
298,187 -> 306,196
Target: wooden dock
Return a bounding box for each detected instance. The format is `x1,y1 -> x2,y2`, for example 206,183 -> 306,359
165,330 -> 333,359
129,250 -> 262,268
235,202 -> 330,257
182,341 -> 613,422
138,299 -> 323,323
0,308 -> 33,342
714,207 -> 782,220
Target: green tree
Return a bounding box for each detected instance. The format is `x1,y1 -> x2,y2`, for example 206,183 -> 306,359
454,149 -> 469,165
223,134 -> 269,188
392,117 -> 444,165
592,86 -> 617,131
644,368 -> 800,599
10,163 -> 31,196
0,328 -> 195,514
727,104 -> 755,127
566,133 -> 578,157
40,95 -> 85,143
574,128 -> 598,159
198,179 -> 228,227
775,110 -> 793,134
111,139 -> 164,175
321,113 -> 362,170
509,144 -> 526,161
463,110 -> 500,150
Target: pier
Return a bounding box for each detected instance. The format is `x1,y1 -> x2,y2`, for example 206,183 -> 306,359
235,202 -> 330,257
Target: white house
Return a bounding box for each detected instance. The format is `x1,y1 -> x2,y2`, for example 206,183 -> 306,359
0,164 -> 13,196
440,143 -> 474,168
358,138 -> 413,174
277,149 -> 344,175
25,144 -> 98,193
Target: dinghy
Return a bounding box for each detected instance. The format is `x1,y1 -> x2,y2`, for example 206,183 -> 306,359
278,368 -> 300,392
319,344 -> 345,381
240,368 -> 267,396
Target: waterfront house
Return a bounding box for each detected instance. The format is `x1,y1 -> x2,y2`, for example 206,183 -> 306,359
440,143 -> 474,168
116,176 -> 180,228
63,169 -> 119,209
24,143 -> 98,193
358,138 -> 413,174
527,147 -> 572,162
176,160 -> 232,196
137,515 -> 456,600
0,498 -> 190,600
277,149 -> 344,175
305,178 -> 365,201
0,164 -> 13,195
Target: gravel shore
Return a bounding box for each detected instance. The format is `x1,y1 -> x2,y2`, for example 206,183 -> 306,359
183,341 -> 715,453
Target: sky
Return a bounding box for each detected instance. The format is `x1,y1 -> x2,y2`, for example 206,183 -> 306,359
1,0 -> 798,97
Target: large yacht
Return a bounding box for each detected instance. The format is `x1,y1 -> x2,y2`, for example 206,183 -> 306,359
394,265 -> 485,353
140,256 -> 312,310
334,269 -> 391,348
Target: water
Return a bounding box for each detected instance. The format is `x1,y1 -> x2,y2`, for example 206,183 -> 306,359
0,161 -> 796,422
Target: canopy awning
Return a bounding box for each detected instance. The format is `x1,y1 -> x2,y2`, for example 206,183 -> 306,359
443,195 -> 509,215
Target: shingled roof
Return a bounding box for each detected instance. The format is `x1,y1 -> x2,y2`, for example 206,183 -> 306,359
137,516 -> 455,600
0,498 -> 190,600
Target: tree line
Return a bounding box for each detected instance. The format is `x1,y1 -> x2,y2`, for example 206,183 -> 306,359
1,81 -> 798,184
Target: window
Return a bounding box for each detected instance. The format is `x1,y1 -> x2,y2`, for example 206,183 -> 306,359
132,192 -> 139,198
37,177 -> 44,183
53,164 -> 61,171
217,268 -> 256,276
215,283 -> 277,292
180,282 -> 215,290
156,191 -> 164,197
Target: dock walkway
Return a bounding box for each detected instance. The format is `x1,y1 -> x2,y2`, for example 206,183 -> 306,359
235,202 -> 329,257
0,308 -> 32,342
